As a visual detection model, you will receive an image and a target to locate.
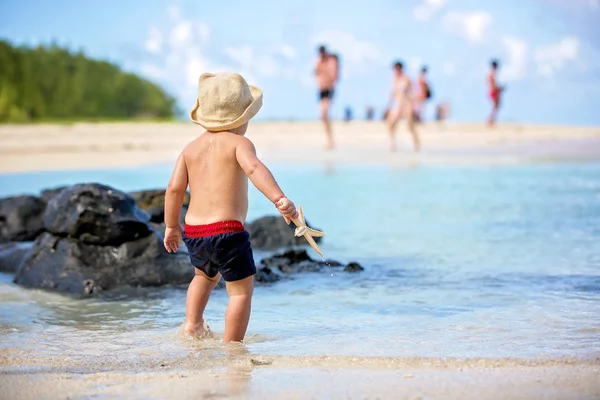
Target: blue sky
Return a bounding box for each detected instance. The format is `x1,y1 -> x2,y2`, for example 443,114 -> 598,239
1,0 -> 599,125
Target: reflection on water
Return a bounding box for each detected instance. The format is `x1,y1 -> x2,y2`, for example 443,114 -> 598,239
0,163 -> 600,362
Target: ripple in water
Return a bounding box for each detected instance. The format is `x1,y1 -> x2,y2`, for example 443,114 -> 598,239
1,163 -> 600,363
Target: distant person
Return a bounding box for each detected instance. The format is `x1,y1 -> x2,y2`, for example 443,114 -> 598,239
315,45 -> 337,150
435,102 -> 450,130
435,103 -> 446,121
386,61 -> 420,152
414,66 -> 432,122
487,59 -> 505,127
366,106 -> 375,121
163,72 -> 298,342
344,106 -> 353,122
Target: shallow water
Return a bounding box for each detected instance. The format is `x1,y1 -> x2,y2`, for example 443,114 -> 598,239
1,162 -> 599,361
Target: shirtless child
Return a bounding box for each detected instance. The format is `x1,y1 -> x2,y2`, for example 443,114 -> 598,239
386,61 -> 420,152
163,72 -> 298,343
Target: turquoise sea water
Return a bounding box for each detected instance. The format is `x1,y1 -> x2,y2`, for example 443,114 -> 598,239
0,161 -> 599,360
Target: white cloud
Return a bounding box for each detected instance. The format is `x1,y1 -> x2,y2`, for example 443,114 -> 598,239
224,45 -> 281,77
185,56 -> 207,86
170,20 -> 193,46
534,37 -> 580,77
279,44 -> 297,60
145,26 -> 162,54
311,29 -> 381,76
139,11 -> 220,109
413,0 -> 447,22
500,36 -> 528,81
442,60 -> 456,76
139,6 -> 294,110
442,11 -> 492,44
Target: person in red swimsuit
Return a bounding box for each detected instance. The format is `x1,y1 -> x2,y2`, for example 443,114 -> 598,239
487,59 -> 504,127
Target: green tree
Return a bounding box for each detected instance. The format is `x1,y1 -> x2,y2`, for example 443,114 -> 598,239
0,40 -> 176,122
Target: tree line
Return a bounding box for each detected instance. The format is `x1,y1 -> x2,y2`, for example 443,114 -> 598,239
0,40 -> 176,122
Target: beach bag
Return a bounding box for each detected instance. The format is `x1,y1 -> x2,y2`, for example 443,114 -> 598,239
425,84 -> 432,100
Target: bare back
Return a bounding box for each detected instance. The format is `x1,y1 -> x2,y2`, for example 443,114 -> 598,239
183,131 -> 248,225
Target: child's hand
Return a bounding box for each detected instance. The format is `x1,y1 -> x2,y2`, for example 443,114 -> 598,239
276,197 -> 298,224
164,224 -> 183,253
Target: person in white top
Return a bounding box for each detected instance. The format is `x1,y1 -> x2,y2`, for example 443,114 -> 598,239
385,61 -> 420,152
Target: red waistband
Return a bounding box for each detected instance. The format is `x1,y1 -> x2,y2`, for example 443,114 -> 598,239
184,220 -> 245,238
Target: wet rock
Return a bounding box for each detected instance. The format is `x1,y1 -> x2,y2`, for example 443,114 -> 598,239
260,249 -> 363,275
14,232 -> 193,296
344,262 -> 364,272
295,260 -> 323,272
44,183 -> 151,246
0,241 -> 34,272
323,260 -> 343,267
260,249 -> 313,271
129,189 -> 189,223
246,216 -> 323,250
255,266 -> 281,284
0,195 -> 46,242
149,222 -> 167,234
40,186 -> 67,203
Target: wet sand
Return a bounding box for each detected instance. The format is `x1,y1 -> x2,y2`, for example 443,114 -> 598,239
1,352 -> 599,400
1,121 -> 599,173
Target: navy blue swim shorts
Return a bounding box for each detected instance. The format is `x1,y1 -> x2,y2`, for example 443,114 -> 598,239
182,220 -> 256,282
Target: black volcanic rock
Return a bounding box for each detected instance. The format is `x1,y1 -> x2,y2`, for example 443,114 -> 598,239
0,196 -> 46,242
44,183 -> 151,246
14,232 -> 192,296
247,216 -> 323,250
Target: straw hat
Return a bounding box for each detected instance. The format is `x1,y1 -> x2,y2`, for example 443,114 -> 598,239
189,72 -> 263,131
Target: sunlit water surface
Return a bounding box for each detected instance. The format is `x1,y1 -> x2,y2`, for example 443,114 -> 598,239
1,162 -> 599,361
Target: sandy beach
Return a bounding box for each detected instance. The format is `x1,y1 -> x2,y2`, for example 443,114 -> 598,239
1,350 -> 599,400
1,121 -> 599,173
2,121 -> 600,399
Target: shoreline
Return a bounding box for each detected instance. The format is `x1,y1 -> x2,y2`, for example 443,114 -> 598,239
2,353 -> 599,400
1,121 -> 599,173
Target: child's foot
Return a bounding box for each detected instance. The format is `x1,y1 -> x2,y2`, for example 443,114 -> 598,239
183,320 -> 214,339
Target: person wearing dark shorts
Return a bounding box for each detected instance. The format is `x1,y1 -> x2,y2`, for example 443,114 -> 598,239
315,45 -> 337,149
319,88 -> 334,101
182,220 -> 256,282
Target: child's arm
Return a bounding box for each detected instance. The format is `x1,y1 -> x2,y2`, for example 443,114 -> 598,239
165,153 -> 189,227
163,153 -> 188,252
236,137 -> 298,221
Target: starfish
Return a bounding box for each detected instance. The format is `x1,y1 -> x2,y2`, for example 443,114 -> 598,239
291,205 -> 325,259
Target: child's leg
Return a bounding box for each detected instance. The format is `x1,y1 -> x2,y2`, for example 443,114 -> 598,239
223,275 -> 254,343
184,268 -> 221,336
